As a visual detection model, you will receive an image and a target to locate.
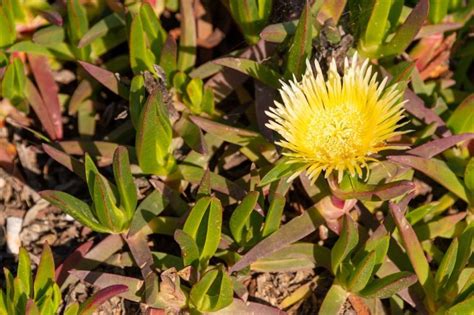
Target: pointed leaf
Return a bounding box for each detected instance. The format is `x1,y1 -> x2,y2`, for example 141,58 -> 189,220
230,192 -> 260,245
78,13 -> 125,48
78,61 -> 129,99
359,272 -> 418,299
331,214 -> 359,274
18,248 -> 33,298
348,251 -> 376,293
190,268 -> 233,312
177,0 -> 196,71
79,285 -> 128,315
447,94 -> 474,134
34,243 -> 55,301
262,193 -> 286,238
407,133 -> 474,158
214,58 -> 280,89
319,284 -> 348,315
389,155 -> 468,202
40,190 -> 107,233
285,1 -> 312,79
113,146 -> 137,220
174,229 -> 200,268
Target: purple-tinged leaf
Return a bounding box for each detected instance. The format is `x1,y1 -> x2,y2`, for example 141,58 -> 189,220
42,144 -> 86,180
230,206 -> 323,272
28,54 -> 62,141
359,272 -> 418,299
415,23 -> 463,39
329,178 -> 415,201
55,240 -> 94,286
57,141 -> 135,163
331,214 -> 359,274
404,89 -> 450,136
78,61 -> 129,99
79,285 -> 128,315
77,234 -> 125,271
70,270 -> 142,302
389,155 -> 468,201
25,79 -> 61,140
380,0 -> 429,56
38,9 -> 63,26
189,116 -> 265,146
389,202 -> 436,306
408,133 -> 474,158
179,164 -> 247,201
25,299 -> 40,315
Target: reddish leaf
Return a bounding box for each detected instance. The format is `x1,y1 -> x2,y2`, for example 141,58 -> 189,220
79,285 -> 128,315
68,79 -> 94,115
404,89 -> 450,136
38,9 -> 63,26
42,144 -> 86,180
25,80 -> 59,140
28,54 -> 63,139
230,206 -> 324,272
329,179 -> 415,201
408,133 -> 474,158
78,61 -> 129,99
55,240 -> 94,286
70,270 -> 142,302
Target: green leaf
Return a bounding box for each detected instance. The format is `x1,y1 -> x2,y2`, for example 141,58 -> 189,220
447,295 -> 474,315
389,155 -> 469,202
18,248 -> 33,298
0,6 -> 16,48
140,3 -> 166,62
285,1 -> 312,79
66,0 -> 90,60
129,12 -> 154,74
2,57 -> 27,109
261,193 -> 286,238
319,284 -> 348,315
183,197 -> 223,269
113,146 -> 137,221
435,238 -> 458,295
78,13 -> 125,48
359,272 -> 418,299
129,75 -> 146,128
40,190 -> 108,233
8,41 -> 76,61
465,158 -> 474,203
251,242 -> 331,272
174,229 -> 200,268
135,90 -> 175,175
184,77 -> 204,113
429,0 -> 449,24
360,0 -> 392,57
84,153 -> 100,198
230,192 -> 260,245
93,173 -> 127,233
390,202 -> 436,304
259,158 -> 306,187
33,25 -> 65,45
64,302 -> 80,315
331,214 -> 359,274
213,58 -> 281,89
190,268 -> 233,312
447,94 -> 474,134
33,243 -> 55,301
159,36 -> 177,78
177,0 -> 196,71
347,251 -> 376,293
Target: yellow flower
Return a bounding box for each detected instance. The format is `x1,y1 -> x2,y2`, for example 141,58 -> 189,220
266,54 -> 406,182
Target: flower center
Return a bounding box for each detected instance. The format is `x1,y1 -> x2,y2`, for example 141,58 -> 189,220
304,103 -> 364,163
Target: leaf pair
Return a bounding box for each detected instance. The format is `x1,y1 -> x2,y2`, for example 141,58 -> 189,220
42,146 -> 137,234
